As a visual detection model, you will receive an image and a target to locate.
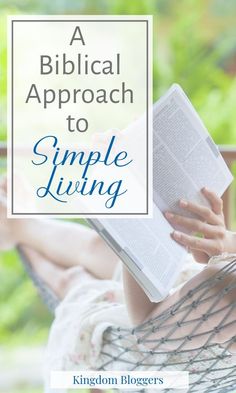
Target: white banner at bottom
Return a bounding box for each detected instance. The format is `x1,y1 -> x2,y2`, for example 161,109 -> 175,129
50,371 -> 189,390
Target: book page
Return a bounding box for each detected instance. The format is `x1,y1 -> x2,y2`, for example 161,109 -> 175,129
90,84 -> 233,301
100,204 -> 187,289
153,84 -> 233,224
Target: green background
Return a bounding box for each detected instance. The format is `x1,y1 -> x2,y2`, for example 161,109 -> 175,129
0,0 -> 236,392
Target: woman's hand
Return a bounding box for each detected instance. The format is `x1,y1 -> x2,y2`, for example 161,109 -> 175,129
165,188 -> 234,263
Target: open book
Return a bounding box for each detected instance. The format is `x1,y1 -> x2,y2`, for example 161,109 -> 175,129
88,84 -> 233,302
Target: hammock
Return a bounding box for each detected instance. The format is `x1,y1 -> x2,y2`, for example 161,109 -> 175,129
18,247 -> 236,393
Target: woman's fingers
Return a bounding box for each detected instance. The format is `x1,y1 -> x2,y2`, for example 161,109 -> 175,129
165,212 -> 224,238
201,187 -> 223,215
172,231 -> 224,256
179,199 -> 222,225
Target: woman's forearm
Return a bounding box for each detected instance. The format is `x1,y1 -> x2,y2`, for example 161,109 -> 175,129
122,266 -> 156,325
141,260 -> 236,352
13,219 -> 92,265
13,219 -> 118,278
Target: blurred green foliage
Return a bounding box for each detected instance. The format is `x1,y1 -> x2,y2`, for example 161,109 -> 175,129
0,0 -> 236,354
1,0 -> 236,142
0,249 -> 52,345
1,1 -> 236,392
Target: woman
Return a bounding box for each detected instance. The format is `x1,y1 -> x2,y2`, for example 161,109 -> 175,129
1,179 -> 236,388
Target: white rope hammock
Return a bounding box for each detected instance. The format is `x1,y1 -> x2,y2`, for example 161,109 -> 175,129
19,247 -> 236,393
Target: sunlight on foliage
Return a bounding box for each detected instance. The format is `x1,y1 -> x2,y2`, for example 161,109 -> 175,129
0,0 -> 236,352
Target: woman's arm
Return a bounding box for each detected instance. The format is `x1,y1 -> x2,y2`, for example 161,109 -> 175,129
122,188 -> 236,328
12,218 -> 119,279
123,251 -> 236,351
142,259 -> 236,352
122,266 -> 156,325
2,213 -> 118,280
0,175 -> 119,279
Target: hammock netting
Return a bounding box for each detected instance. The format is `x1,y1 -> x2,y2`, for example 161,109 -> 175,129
19,247 -> 236,393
